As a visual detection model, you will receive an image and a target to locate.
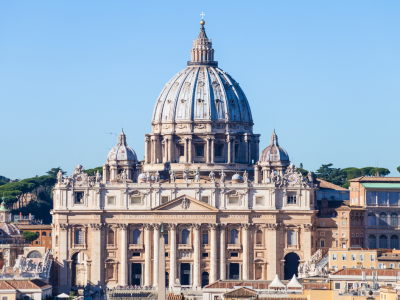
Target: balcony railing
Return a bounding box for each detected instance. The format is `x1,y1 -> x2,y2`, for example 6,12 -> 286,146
178,244 -> 192,250
129,244 -> 144,250
227,244 -> 241,250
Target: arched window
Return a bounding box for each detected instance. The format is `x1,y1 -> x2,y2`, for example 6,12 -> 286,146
42,232 -> 46,237
107,230 -> 114,245
288,230 -> 296,245
367,212 -> 376,226
256,230 -> 263,245
230,229 -> 238,244
182,229 -> 190,245
27,251 -> 42,258
379,212 -> 387,226
391,213 -> 398,227
380,235 -> 388,249
75,229 -> 83,245
391,235 -> 399,249
132,229 -> 141,245
368,235 -> 376,249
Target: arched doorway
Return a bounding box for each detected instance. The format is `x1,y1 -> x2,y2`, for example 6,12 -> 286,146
284,252 -> 300,280
201,272 -> 209,287
229,263 -> 240,279
71,252 -> 88,287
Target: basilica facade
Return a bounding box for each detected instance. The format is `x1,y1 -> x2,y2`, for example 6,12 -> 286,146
52,20 -> 318,293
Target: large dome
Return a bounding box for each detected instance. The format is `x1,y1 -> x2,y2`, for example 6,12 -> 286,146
152,66 -> 253,124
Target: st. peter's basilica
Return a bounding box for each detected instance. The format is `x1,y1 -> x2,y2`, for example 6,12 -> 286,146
52,19 -> 318,293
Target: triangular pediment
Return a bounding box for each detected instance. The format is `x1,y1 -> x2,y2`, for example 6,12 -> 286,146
152,194 -> 218,212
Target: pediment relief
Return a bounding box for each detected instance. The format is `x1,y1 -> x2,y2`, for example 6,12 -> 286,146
152,195 -> 218,212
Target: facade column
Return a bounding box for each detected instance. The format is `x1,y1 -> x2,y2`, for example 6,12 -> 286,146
227,137 -> 232,164
184,138 -> 188,163
188,137 -> 192,163
211,138 -> 215,164
220,224 -> 226,280
169,223 -> 177,287
242,223 -> 249,280
303,224 -> 313,260
210,223 -> 218,283
153,224 -> 160,287
267,224 -> 278,279
206,137 -> 210,164
145,137 -> 150,164
119,224 -> 128,286
192,223 -> 201,287
232,140 -> 236,163
144,224 -> 152,286
151,138 -> 155,164
90,223 -> 104,289
248,137 -> 252,163
59,224 -> 69,292
168,136 -> 173,163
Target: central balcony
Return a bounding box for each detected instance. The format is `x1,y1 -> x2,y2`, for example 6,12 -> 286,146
129,244 -> 144,250
178,244 -> 193,250
227,244 -> 241,250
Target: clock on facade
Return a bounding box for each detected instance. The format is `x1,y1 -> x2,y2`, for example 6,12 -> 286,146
287,174 -> 298,184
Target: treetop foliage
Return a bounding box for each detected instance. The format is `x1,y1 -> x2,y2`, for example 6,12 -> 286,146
22,231 -> 39,243
85,166 -> 103,176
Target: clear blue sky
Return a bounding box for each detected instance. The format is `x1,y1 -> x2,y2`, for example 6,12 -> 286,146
1,1 -> 399,179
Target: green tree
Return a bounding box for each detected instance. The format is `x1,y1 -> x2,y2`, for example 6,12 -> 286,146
315,163 -> 347,186
22,231 -> 39,243
398,166 -> 400,174
46,167 -> 66,178
85,167 -> 103,176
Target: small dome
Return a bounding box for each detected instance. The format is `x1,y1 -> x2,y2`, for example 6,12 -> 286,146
232,174 -> 243,180
107,130 -> 137,162
259,130 -> 289,163
138,173 -> 147,179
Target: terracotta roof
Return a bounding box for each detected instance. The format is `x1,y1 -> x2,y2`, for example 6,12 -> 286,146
204,280 -> 329,291
378,253 -> 400,261
316,179 -> 348,191
226,287 -> 257,298
17,225 -> 52,230
0,279 -> 52,290
331,269 -> 399,276
167,293 -> 183,300
349,177 -> 400,183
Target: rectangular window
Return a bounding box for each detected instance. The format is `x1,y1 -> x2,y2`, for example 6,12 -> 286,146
131,196 -> 141,205
49,240 -> 52,245
342,243 -> 346,248
202,233 -> 209,245
321,222 -> 325,226
341,254 -> 347,261
49,232 -> 52,237
107,196 -> 115,205
230,252 -> 238,258
378,263 -> 384,269
165,252 -> 169,257
2,296 -> 9,300
215,145 -> 222,157
321,240 -> 325,247
75,192 -> 84,204
342,266 -> 346,269
360,254 -> 364,262
163,234 -> 168,244
180,145 -> 185,157
35,241 -> 39,245
366,191 -> 377,205
161,196 -> 169,204
332,254 -> 337,261
43,240 -> 46,245
132,252 -> 140,257
201,196 -> 209,204
229,196 -> 239,205
287,193 -> 297,204
351,254 -> 356,261
256,197 -> 263,205
389,263 -> 395,268
370,254 -> 375,262
196,145 -> 204,157
202,252 -> 209,258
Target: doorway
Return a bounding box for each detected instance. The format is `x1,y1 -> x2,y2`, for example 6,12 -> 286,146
284,252 -> 300,280
131,263 -> 142,285
229,263 -> 240,279
180,263 -> 190,285
201,272 -> 209,287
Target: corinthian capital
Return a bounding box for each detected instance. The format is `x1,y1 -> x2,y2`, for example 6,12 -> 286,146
117,223 -> 128,230
209,223 -> 219,230
241,223 -> 250,230
90,223 -> 104,231
59,223 -> 69,231
143,223 -> 153,230
191,223 -> 201,230
303,223 -> 313,232
153,223 -> 161,230
169,223 -> 178,230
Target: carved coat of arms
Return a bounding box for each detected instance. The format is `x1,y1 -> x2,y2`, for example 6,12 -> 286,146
181,198 -> 190,210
